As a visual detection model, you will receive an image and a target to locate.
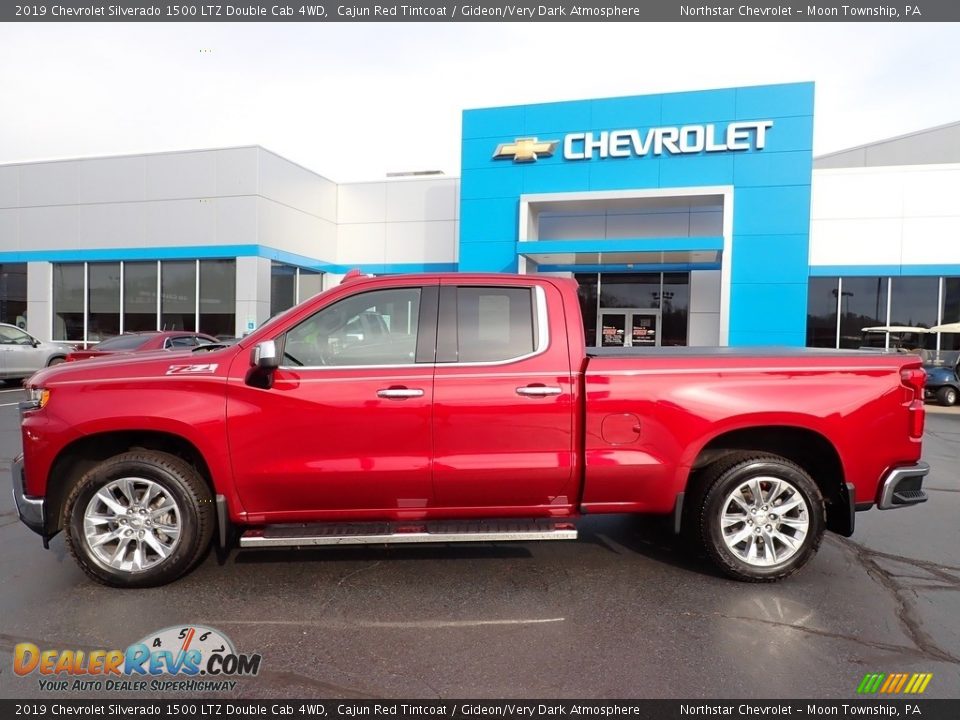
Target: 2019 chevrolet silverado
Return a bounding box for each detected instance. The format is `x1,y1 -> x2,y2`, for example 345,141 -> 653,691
12,273 -> 929,587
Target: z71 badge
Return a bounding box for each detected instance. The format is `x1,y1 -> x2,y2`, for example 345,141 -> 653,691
165,363 -> 219,375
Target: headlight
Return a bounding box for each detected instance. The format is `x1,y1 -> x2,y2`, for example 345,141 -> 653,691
25,387 -> 50,410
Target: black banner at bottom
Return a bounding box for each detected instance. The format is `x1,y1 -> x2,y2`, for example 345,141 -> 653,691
3,700 -> 959,720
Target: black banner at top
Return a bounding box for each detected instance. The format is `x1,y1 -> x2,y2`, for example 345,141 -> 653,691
3,0 -> 959,22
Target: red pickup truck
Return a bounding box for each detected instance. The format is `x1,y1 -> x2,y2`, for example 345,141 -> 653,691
12,273 -> 929,587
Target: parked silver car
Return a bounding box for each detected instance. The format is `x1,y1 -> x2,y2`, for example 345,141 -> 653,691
0,323 -> 68,381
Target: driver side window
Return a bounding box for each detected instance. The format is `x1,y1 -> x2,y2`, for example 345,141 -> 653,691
0,326 -> 33,345
282,287 -> 421,367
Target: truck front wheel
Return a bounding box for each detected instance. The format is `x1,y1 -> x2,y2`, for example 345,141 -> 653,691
694,454 -> 826,582
63,450 -> 215,587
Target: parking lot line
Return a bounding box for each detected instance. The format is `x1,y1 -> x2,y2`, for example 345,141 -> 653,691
209,617 -> 566,629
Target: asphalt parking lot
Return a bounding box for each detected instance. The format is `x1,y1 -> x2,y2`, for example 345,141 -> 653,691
0,387 -> 958,700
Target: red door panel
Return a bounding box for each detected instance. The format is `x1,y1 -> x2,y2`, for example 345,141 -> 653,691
431,280 -> 576,515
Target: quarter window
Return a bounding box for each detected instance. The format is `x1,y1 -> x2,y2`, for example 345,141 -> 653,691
282,288 -> 421,367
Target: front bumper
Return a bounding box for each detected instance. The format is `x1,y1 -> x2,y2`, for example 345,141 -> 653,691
877,462 -> 929,510
10,453 -> 45,535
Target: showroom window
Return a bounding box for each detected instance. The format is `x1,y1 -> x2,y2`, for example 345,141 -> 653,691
575,272 -> 691,347
161,260 -> 197,332
123,262 -> 158,333
53,260 -> 237,345
0,263 -> 27,329
806,277 -> 839,348
808,275 -> 960,351
88,262 -> 121,341
199,260 -> 236,339
943,278 -> 960,351
53,263 -> 85,342
270,262 -> 326,318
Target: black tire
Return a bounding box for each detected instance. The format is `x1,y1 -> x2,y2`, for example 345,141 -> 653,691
936,386 -> 958,407
47,356 -> 66,367
691,453 -> 826,582
63,450 -> 214,588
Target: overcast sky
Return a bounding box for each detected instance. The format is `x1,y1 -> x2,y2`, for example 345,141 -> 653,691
1,23 -> 958,181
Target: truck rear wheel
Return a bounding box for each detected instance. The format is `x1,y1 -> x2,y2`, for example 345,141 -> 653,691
936,386 -> 958,406
63,450 -> 214,588
693,453 -> 826,582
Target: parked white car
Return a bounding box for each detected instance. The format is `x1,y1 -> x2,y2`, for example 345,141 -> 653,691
0,323 -> 68,381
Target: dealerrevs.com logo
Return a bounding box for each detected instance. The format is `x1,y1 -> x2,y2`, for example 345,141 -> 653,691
14,625 -> 262,693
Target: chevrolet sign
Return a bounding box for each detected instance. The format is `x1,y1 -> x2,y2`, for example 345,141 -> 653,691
493,120 -> 774,163
564,120 -> 774,160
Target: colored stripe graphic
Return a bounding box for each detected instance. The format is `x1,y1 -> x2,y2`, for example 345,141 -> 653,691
857,672 -> 932,694
893,674 -> 909,693
857,673 -> 885,694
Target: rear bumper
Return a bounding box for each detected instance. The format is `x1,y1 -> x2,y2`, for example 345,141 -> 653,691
10,453 -> 45,535
877,462 -> 929,510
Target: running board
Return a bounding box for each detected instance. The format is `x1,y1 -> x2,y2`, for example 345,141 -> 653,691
239,519 -> 577,548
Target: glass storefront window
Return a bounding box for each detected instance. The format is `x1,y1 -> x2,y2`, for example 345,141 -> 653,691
298,269 -> 324,303
575,272 -> 690,347
161,261 -> 196,331
199,260 -> 236,339
87,262 -> 121,341
0,264 -> 27,329
942,278 -> 960,351
53,263 -> 85,342
839,277 -> 888,349
574,273 -> 598,348
806,277 -> 839,348
889,276 -> 939,350
660,273 -> 690,347
599,273 -> 661,310
124,262 -> 158,332
271,262 -> 296,317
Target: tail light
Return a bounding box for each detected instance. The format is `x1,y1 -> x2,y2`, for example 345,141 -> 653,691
900,366 -> 926,438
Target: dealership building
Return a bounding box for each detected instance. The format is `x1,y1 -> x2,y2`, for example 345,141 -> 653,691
0,81 -> 958,351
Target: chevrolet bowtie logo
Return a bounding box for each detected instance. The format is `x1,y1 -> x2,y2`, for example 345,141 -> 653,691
492,137 -> 559,163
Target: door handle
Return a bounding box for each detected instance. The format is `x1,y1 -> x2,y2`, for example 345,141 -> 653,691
516,385 -> 562,397
377,387 -> 425,399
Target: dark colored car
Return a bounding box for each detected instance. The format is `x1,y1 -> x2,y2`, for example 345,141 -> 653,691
65,331 -> 219,362
923,350 -> 959,406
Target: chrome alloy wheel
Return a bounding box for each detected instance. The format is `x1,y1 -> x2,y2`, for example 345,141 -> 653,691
719,476 -> 809,567
83,477 -> 182,573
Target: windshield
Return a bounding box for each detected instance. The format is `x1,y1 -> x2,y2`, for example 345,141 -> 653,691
924,350 -> 960,368
93,334 -> 153,351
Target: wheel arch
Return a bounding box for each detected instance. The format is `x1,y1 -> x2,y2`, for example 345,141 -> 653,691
44,430 -> 216,536
684,425 -> 852,536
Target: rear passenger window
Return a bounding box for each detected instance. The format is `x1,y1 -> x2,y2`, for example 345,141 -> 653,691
457,287 -> 535,363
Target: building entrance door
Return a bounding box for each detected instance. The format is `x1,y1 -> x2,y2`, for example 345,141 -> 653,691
597,308 -> 661,348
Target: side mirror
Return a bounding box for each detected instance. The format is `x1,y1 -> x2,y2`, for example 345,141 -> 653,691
251,340 -> 280,370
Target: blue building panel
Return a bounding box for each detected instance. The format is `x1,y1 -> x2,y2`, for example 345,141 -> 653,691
728,283 -> 808,336
658,153 -> 735,188
731,235 -> 810,284
733,186 -> 812,236
735,83 -> 815,120
660,87 -> 738,125
523,100 -> 593,136
589,94 -> 662,129
460,82 -> 815,346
